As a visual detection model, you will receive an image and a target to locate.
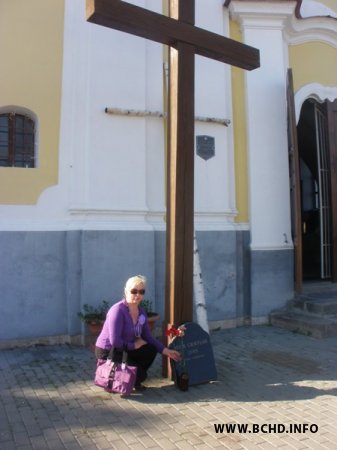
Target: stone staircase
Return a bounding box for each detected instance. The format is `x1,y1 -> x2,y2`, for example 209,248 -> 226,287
270,283 -> 337,338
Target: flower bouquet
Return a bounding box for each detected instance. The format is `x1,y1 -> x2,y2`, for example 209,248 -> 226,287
165,325 -> 188,391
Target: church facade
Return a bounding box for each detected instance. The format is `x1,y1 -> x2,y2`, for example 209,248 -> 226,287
1,0 -> 336,346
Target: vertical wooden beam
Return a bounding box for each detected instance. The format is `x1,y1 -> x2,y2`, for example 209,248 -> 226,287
165,0 -> 195,329
287,69 -> 303,293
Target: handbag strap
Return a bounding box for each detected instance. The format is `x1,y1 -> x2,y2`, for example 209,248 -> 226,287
122,351 -> 128,364
107,347 -> 128,363
107,349 -> 128,364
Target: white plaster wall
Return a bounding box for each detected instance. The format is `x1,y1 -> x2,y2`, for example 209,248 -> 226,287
73,0 -> 161,214
230,2 -> 294,250
0,0 -> 240,232
61,0 -> 237,230
300,0 -> 337,19
194,0 -> 236,224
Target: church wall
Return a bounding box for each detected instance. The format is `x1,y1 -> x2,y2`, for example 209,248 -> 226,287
0,0 -> 244,346
228,2 -> 295,324
250,249 -> 294,322
0,229 -> 252,345
6,0 -> 337,346
319,0 -> 336,12
196,231 -> 244,325
0,229 -> 158,343
153,230 -> 253,329
0,0 -> 64,204
0,231 -> 68,341
229,21 -> 249,224
79,230 -> 157,310
289,42 -> 337,91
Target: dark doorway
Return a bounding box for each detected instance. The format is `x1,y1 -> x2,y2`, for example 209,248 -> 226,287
297,99 -> 332,280
287,68 -> 337,289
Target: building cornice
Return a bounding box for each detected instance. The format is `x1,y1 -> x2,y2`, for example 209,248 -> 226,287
224,0 -> 337,21
227,1 -> 296,30
225,1 -> 337,47
224,0 -> 302,17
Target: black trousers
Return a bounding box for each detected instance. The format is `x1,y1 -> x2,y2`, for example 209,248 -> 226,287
95,344 -> 157,386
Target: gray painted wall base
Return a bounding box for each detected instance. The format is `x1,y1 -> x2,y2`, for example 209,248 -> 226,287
0,334 -> 82,350
0,230 -> 294,345
250,249 -> 294,317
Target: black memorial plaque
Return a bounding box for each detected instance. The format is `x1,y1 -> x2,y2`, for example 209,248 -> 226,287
169,322 -> 217,386
196,135 -> 215,161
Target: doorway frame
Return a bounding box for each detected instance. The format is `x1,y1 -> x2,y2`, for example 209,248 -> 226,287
288,77 -> 337,289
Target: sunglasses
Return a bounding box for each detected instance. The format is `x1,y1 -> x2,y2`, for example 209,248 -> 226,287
130,288 -> 145,295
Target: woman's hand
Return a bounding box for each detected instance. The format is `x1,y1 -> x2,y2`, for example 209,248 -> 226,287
162,347 -> 182,362
134,338 -> 147,349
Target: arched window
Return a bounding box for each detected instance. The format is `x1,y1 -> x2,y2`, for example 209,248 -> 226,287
0,112 -> 35,167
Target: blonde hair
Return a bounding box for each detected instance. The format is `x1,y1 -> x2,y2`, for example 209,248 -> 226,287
124,275 -> 147,292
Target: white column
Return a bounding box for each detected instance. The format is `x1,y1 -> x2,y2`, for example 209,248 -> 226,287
229,1 -> 295,250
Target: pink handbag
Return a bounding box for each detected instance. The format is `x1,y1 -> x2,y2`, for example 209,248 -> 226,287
95,352 -> 137,396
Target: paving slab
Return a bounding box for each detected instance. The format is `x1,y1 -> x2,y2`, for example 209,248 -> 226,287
1,325 -> 337,449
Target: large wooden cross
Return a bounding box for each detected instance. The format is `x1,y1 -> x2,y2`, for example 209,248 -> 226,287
86,0 -> 260,328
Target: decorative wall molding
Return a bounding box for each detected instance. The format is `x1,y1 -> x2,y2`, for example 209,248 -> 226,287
228,1 -> 337,48
229,1 -> 296,29
0,209 -> 249,232
285,14 -> 337,47
250,244 -> 294,251
294,83 -> 337,123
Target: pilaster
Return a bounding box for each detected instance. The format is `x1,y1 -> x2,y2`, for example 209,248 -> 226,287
229,1 -> 296,251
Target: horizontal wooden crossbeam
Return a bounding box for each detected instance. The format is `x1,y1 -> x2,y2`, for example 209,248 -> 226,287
86,0 -> 260,71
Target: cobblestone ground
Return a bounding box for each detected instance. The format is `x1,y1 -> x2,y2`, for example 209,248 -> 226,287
1,325 -> 337,449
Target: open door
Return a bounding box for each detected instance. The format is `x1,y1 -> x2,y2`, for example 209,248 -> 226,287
327,100 -> 337,281
287,69 -> 303,293
287,68 -> 337,286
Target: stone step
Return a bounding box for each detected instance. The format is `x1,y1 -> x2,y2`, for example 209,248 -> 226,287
289,293 -> 337,316
269,309 -> 337,338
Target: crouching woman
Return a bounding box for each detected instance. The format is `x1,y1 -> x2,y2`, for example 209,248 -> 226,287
95,275 -> 181,391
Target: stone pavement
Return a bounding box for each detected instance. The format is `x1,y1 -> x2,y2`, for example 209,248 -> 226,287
1,325 -> 337,450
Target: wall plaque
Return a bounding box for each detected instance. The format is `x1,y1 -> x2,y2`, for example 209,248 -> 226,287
196,135 -> 215,161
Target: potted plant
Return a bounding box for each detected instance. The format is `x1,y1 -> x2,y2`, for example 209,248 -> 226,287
140,299 -> 160,331
78,300 -> 110,336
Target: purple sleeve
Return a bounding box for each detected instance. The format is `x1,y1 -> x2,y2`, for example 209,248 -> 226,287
105,304 -> 135,351
141,316 -> 165,353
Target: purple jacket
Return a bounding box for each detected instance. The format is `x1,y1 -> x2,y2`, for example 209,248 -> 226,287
95,299 -> 164,353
